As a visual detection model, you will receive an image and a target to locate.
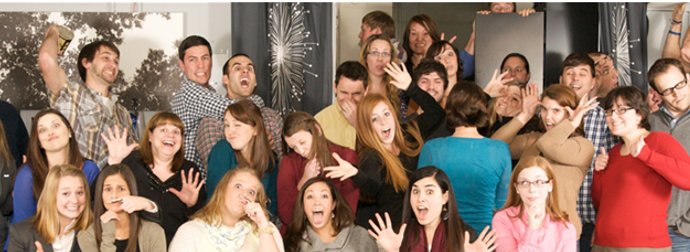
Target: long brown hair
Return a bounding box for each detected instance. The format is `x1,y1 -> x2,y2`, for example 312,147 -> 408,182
139,112 -> 185,172
92,164 -> 142,252
540,85 -> 585,136
33,164 -> 92,243
401,166 -> 467,252
502,156 -> 570,225
27,109 -> 85,200
356,94 -> 422,192
283,177 -> 355,252
283,111 -> 335,169
225,100 -> 274,177
192,167 -> 269,231
0,121 -> 13,169
402,14 -> 441,62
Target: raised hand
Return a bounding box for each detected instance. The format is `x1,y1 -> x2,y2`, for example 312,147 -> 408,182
323,153 -> 358,181
566,94 -> 599,128
169,168 -> 204,207
483,69 -> 513,98
340,99 -> 358,127
526,203 -> 546,230
100,209 -> 120,224
464,226 -> 497,252
368,212 -> 406,252
244,199 -> 270,228
102,125 -> 139,165
298,158 -> 321,189
594,147 -> 609,171
516,83 -> 540,124
673,3 -> 686,23
440,32 -> 458,44
384,62 -> 412,91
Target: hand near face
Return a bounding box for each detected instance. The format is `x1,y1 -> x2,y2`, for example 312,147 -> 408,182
516,83 -> 540,124
484,69 -> 514,98
594,147 -> 609,171
118,195 -> 156,214
244,201 -> 269,228
565,94 -> 599,129
340,99 -> 358,127
384,62 -> 412,91
169,168 -> 205,207
298,159 -> 321,189
102,125 -> 139,165
100,209 -> 120,224
440,32 -> 458,44
526,203 -> 546,230
368,212 -> 406,252
464,226 -> 497,252
323,153 -> 358,181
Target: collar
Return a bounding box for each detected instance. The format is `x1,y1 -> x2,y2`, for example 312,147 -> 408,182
660,105 -> 690,120
182,76 -> 215,92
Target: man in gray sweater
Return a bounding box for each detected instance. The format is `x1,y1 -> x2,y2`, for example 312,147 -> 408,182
648,58 -> 690,252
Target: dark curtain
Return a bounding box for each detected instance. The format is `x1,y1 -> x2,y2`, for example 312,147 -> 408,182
231,3 -> 333,116
598,3 -> 648,90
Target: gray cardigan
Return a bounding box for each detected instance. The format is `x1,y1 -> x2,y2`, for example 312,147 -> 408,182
649,109 -> 690,237
298,225 -> 378,252
77,219 -> 166,252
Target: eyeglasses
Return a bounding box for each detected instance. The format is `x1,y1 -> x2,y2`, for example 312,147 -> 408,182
502,67 -> 525,74
659,79 -> 687,96
516,179 -> 551,188
605,106 -> 634,116
368,51 -> 392,59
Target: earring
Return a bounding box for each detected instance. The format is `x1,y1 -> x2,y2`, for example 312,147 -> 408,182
442,205 -> 449,221
331,213 -> 335,219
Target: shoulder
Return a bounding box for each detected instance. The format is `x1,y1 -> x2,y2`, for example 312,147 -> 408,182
176,219 -> 206,234
10,219 -> 36,235
82,160 -> 99,171
210,139 -> 232,153
140,220 -> 165,234
16,164 -> 33,178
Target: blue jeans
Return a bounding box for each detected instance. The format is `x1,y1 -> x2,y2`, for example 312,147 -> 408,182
669,227 -> 690,252
579,222 -> 595,252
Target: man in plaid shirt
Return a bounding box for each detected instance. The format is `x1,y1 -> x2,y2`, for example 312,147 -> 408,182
560,52 -> 616,252
38,24 -> 136,168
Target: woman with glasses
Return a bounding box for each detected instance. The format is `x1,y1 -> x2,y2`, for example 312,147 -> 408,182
491,84 -> 595,239
492,156 -> 576,251
592,86 -> 690,251
360,34 -> 398,98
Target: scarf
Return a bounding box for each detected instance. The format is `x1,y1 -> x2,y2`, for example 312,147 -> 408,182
406,221 -> 446,252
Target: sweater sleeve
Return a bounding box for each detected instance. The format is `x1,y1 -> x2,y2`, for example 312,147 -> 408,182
350,151 -> 385,196
11,165 -> 35,224
141,220 -> 167,252
536,120 -> 594,169
405,82 -> 444,139
77,223 -> 116,252
277,155 -> 300,228
491,118 -> 533,159
636,133 -> 690,190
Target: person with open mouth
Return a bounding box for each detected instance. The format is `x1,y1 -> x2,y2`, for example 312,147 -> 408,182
283,177 -> 376,252
492,156 -> 577,251
491,84 -> 595,240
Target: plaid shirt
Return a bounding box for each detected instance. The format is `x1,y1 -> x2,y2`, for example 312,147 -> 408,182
171,77 -> 264,170
578,106 -> 617,223
51,81 -> 137,168
195,105 -> 284,177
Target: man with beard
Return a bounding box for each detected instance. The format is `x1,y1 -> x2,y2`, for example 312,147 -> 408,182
38,24 -> 136,168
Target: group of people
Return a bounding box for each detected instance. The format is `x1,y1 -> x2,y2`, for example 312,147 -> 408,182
1,2 -> 690,252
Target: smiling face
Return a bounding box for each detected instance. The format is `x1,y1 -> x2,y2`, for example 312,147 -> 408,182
495,85 -> 522,117
417,72 -> 445,102
433,44 -> 458,79
224,112 -> 257,154
149,123 -> 182,158
102,174 -> 130,213
84,46 -> 119,85
653,65 -> 690,116
561,64 -> 596,99
515,167 -> 552,207
36,113 -> 71,153
284,130 -> 314,159
410,176 -> 448,227
303,181 -> 336,230
179,45 -> 212,85
223,55 -> 257,99
366,39 -> 393,78
57,175 -> 87,223
539,97 -> 568,131
409,22 -> 433,56
369,101 -> 396,148
606,98 -> 643,137
224,171 -> 261,219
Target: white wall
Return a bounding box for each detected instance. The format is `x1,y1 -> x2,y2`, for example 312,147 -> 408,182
647,3 -> 686,70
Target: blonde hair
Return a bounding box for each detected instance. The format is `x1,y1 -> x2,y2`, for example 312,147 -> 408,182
356,94 -> 422,192
33,164 -> 92,243
359,34 -> 402,113
502,156 -> 569,225
192,167 -> 269,231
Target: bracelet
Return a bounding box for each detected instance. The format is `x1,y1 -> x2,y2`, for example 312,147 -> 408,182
258,225 -> 274,235
673,19 -> 683,24
670,30 -> 682,36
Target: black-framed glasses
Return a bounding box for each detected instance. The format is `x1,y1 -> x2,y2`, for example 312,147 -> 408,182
515,179 -> 551,188
605,107 -> 634,116
660,79 -> 687,96
368,51 -> 392,59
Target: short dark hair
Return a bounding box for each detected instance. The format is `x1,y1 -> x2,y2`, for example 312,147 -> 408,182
178,35 -> 212,61
362,11 -> 395,39
602,86 -> 650,130
77,41 -> 119,82
222,53 -> 252,76
335,61 -> 368,89
500,52 -> 530,74
562,52 -> 595,78
413,59 -> 449,90
446,82 -> 488,128
648,58 -> 687,93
